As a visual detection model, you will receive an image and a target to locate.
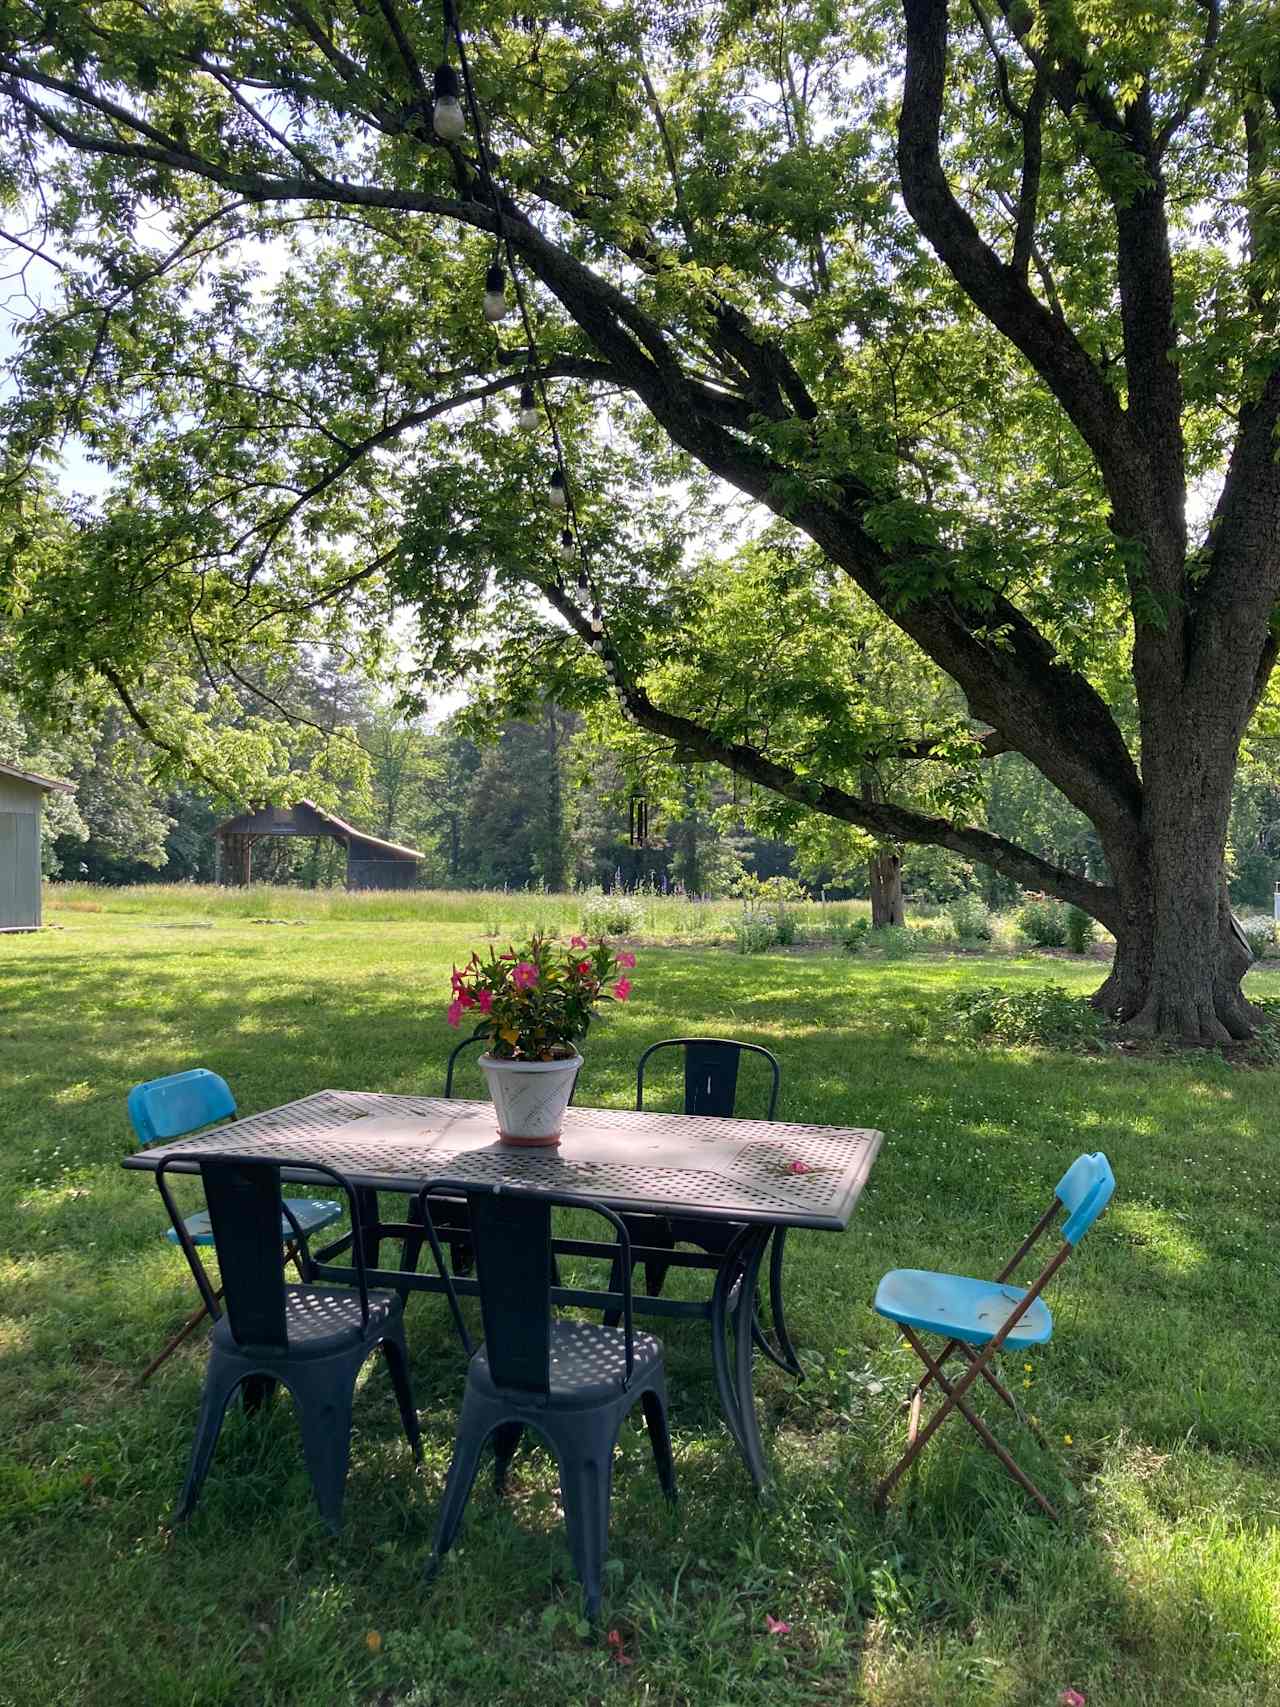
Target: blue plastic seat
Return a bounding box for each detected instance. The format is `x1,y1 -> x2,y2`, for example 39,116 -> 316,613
128,1069 -> 343,1379
873,1151 -> 1114,1521
873,1270 -> 1053,1348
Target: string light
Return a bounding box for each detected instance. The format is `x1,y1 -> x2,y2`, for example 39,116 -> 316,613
483,262 -> 511,322
445,1 -> 641,725
432,64 -> 466,140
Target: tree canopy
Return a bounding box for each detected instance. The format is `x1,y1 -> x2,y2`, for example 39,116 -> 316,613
1,0 -> 1279,1036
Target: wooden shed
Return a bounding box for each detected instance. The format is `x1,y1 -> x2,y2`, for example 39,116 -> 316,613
213,799 -> 425,890
0,760 -> 76,932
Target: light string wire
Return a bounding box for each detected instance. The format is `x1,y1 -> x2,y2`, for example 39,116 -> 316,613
443,1 -> 628,712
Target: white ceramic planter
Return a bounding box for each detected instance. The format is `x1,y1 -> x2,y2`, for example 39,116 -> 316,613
480,1052 -> 583,1147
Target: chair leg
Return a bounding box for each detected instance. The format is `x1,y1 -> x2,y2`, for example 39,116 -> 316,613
492,1421 -> 523,1493
427,1393 -> 494,1574
174,1357 -> 242,1522
640,1387 -> 677,1502
381,1330 -> 422,1462
139,1285 -> 223,1385
241,1374 -> 278,1415
291,1366 -> 357,1535
604,1216 -> 672,1328
878,1329 -> 1059,1521
557,1439 -> 616,1622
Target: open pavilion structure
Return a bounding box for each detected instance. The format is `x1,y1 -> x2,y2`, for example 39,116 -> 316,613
213,800 -> 425,890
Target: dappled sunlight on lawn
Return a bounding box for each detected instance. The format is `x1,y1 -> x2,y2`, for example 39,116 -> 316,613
3,911 -> 1280,1705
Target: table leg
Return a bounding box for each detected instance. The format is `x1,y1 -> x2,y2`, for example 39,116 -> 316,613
354,1187 -> 381,1267
710,1224 -> 773,1491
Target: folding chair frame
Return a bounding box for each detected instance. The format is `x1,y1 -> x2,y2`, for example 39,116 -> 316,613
875,1196 -> 1074,1521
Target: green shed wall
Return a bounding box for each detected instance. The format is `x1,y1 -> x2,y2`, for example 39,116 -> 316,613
0,778 -> 44,930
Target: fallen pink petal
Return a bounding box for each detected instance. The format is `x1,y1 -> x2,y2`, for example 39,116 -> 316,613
764,1615 -> 792,1636
1058,1692 -> 1086,1707
788,1159 -> 812,1174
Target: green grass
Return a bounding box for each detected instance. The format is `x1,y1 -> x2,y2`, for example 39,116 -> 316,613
1,902 -> 1278,1706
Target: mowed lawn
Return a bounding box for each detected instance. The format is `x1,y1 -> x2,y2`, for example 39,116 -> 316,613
1,899 -> 1278,1707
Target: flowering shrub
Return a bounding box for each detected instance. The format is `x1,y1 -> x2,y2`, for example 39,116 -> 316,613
447,933 -> 637,1060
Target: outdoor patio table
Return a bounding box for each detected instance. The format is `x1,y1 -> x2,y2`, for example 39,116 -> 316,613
123,1090 -> 882,1488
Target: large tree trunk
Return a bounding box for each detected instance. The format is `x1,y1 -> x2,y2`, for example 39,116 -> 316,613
869,849 -> 906,929
1092,741 -> 1257,1042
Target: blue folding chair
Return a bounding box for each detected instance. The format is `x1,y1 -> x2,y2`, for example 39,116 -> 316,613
128,1069 -> 343,1382
873,1151 -> 1115,1520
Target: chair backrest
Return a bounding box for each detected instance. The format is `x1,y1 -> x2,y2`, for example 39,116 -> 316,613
445,1031 -> 583,1104
418,1179 -> 636,1392
1054,1151 -> 1115,1244
443,1031 -> 489,1098
155,1155 -> 367,1351
127,1069 -> 236,1147
636,1038 -> 780,1120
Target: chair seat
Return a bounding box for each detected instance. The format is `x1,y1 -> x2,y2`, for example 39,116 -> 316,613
212,1285 -> 401,1359
874,1268 -> 1053,1348
167,1197 -> 343,1247
469,1319 -> 664,1403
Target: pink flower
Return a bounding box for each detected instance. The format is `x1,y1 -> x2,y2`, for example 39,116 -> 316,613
458,990 -> 475,1009
612,977 -> 632,1001
446,999 -> 463,1029
477,989 -> 493,1014
764,1615 -> 791,1636
606,1629 -> 634,1666
570,935 -> 588,948
617,950 -> 637,968
450,967 -> 464,994
788,1159 -> 812,1174
577,960 -> 592,974
512,961 -> 539,991
1058,1693 -> 1086,1707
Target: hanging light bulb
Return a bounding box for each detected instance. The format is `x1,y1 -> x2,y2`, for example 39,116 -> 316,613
604,658 -> 617,678
576,564 -> 590,594
559,528 -> 575,561
549,469 -> 567,508
432,64 -> 466,140
483,263 -> 511,322
592,637 -> 605,653
517,384 -> 539,431
590,604 -> 603,633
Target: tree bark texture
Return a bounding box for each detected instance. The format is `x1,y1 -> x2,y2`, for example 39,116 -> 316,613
869,851 -> 906,929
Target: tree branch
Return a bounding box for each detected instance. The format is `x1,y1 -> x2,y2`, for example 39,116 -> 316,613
544,586 -> 1120,924
897,0 -> 1135,498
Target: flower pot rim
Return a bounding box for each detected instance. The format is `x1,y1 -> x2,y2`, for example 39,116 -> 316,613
479,1050 -> 584,1071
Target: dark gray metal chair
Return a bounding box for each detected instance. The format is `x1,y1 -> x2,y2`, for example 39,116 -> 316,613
156,1154 -> 421,1534
418,1179 -> 676,1620
624,1038 -> 800,1375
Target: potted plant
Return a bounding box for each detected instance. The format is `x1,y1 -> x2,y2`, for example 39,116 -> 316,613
446,933 -> 636,1146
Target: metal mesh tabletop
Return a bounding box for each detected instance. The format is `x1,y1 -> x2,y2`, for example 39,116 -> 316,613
123,1090 -> 882,1230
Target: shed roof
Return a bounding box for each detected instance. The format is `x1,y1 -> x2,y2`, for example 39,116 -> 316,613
0,758 -> 75,794
213,798 -> 424,861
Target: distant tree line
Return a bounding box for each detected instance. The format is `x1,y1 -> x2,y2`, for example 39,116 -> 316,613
5,659 -> 1280,911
